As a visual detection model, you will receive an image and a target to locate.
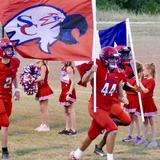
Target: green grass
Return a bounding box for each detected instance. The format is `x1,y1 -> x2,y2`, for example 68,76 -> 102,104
6,84 -> 160,160
97,9 -> 160,22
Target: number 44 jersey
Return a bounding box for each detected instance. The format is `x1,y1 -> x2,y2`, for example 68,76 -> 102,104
92,60 -> 125,110
0,57 -> 20,98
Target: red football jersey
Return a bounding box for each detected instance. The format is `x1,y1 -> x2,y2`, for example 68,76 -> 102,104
0,57 -> 20,97
124,64 -> 134,79
76,62 -> 93,87
91,60 -> 124,110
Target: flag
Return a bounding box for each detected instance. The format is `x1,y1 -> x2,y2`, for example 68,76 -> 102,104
99,21 -> 127,48
76,21 -> 127,87
0,0 -> 93,61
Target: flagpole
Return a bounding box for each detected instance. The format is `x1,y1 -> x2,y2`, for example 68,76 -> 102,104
126,18 -> 145,122
92,0 -> 97,112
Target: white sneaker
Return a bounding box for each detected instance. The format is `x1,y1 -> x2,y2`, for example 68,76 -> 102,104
35,124 -> 50,132
34,124 -> 43,131
70,151 -> 80,160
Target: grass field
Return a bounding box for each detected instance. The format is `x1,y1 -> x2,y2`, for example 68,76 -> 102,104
1,11 -> 160,160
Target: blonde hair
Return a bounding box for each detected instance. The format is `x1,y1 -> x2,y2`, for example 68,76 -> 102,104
63,61 -> 75,73
145,63 -> 156,79
136,62 -> 143,73
42,60 -> 48,65
63,61 -> 72,67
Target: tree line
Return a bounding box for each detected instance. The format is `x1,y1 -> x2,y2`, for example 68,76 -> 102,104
97,0 -> 160,14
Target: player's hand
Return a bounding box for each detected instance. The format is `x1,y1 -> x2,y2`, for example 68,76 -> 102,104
119,96 -> 129,105
90,65 -> 97,73
14,89 -> 20,101
66,92 -> 72,101
134,85 -> 141,92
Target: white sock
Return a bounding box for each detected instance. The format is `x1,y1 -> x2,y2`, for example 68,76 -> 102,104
74,148 -> 83,159
107,153 -> 114,160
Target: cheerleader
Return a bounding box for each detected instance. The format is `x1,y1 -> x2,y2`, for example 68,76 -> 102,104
123,62 -> 143,144
58,61 -> 77,135
35,60 -> 53,132
136,63 -> 158,148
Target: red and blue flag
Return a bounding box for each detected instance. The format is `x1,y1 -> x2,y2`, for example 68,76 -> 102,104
0,0 -> 93,60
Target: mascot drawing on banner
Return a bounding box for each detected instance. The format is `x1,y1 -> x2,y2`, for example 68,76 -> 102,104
4,5 -> 88,54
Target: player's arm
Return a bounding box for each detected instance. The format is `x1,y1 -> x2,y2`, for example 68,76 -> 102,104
118,80 -> 128,104
82,65 -> 97,84
66,66 -> 75,100
123,82 -> 136,91
35,65 -> 46,82
13,74 -> 20,101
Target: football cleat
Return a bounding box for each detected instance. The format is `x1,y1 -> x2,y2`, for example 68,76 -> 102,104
70,151 -> 80,160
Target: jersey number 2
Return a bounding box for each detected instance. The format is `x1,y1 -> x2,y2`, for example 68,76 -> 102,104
4,77 -> 12,89
101,82 -> 117,96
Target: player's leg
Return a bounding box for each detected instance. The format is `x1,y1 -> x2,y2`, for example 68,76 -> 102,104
1,99 -> 11,160
112,104 -> 131,124
70,119 -> 103,160
94,132 -> 107,157
1,127 -> 10,160
90,108 -> 118,160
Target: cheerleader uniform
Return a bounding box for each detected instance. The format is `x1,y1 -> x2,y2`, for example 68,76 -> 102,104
36,65 -> 53,101
59,66 -> 76,106
136,77 -> 157,117
124,77 -> 139,113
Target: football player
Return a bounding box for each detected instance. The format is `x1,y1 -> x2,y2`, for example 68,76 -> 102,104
70,46 -> 131,160
0,38 -> 20,160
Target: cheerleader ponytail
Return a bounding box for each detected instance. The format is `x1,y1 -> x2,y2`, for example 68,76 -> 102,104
145,63 -> 156,79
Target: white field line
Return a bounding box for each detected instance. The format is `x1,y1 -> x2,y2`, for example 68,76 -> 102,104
97,21 -> 160,25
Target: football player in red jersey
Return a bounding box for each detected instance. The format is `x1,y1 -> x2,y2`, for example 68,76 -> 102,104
115,45 -> 134,79
0,38 -> 20,160
70,47 -> 131,160
93,46 -> 135,156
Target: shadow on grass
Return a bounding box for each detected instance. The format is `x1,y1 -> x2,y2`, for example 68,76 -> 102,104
49,123 -> 64,129
9,131 -> 28,137
49,123 -> 88,134
10,115 -> 33,123
15,145 -> 63,156
77,126 -> 88,134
